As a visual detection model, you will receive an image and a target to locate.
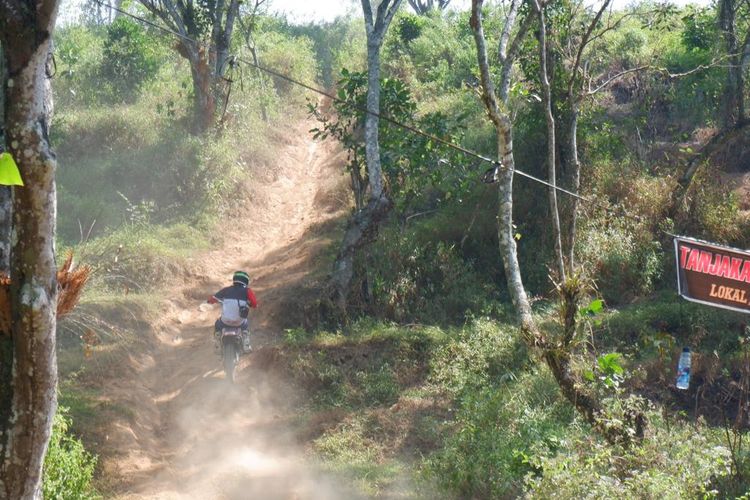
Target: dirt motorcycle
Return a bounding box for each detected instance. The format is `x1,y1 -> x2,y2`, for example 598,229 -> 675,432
217,325 -> 243,382
214,299 -> 251,383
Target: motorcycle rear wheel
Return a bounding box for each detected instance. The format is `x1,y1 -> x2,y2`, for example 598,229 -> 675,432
223,342 -> 238,383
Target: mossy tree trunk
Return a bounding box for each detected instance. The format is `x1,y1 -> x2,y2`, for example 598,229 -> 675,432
0,41 -> 9,274
0,0 -> 60,496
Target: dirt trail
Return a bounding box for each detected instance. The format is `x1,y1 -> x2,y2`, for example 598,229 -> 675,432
106,116 -> 355,499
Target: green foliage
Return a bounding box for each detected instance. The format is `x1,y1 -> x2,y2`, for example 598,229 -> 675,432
430,318 -> 526,395
423,319 -> 568,498
584,352 -> 625,390
681,7 -> 717,51
579,219 -> 663,304
678,165 -> 750,246
311,68 -> 469,214
289,321 -> 442,409
286,17 -> 367,86
43,407 -> 99,500
99,18 -> 162,102
54,25 -> 105,108
597,294 -> 747,358
355,362 -> 400,406
384,10 -> 478,94
313,415 -> 410,496
526,413 -> 732,498
580,298 -> 604,317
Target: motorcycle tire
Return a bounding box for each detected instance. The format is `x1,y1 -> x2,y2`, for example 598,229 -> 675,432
223,342 -> 238,383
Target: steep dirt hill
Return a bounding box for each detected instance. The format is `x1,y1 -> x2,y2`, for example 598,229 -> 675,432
93,115 -> 357,499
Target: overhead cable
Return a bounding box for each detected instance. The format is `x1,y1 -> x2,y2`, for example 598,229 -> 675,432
91,0 -> 647,220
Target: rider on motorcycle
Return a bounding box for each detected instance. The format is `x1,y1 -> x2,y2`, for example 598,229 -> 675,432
207,270 -> 258,353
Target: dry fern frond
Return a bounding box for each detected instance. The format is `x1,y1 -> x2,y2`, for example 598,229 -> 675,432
57,250 -> 91,317
0,251 -> 91,333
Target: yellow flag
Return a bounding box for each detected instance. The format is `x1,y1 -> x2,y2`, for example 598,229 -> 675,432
0,152 -> 23,186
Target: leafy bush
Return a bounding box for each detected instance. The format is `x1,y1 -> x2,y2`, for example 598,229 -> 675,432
423,319 -> 566,497
370,231 -> 496,323
54,26 -> 105,108
99,18 -> 163,102
430,318 -> 526,395
598,294 -> 747,358
43,407 -> 99,500
678,165 -> 750,246
580,221 -> 662,304
256,31 -> 317,102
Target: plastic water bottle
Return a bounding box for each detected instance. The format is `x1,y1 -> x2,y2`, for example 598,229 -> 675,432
676,347 -> 691,390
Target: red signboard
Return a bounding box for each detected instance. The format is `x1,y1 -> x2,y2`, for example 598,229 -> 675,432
675,236 -> 750,314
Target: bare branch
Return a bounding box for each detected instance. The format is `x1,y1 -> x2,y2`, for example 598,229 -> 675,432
586,65 -> 649,97
498,0 -> 521,64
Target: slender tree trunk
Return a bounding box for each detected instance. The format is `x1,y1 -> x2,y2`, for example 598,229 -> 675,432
329,41 -> 390,311
248,45 -> 269,122
112,0 -> 124,20
565,100 -> 580,269
533,0 -> 566,280
470,0 -> 641,446
497,1 -> 533,103
0,11 -> 60,496
470,0 -> 534,330
364,41 -> 385,201
720,0 -> 743,128
329,0 -> 402,314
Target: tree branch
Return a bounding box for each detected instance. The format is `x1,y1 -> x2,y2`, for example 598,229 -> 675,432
586,65 -> 649,97
568,0 -> 612,97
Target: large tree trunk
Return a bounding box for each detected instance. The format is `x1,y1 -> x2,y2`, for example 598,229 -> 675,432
0,43 -> 9,275
0,6 -> 60,496
330,196 -> 392,311
181,42 -> 217,135
140,0 -> 240,135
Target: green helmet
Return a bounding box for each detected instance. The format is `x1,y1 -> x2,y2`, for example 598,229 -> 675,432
232,270 -> 250,286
